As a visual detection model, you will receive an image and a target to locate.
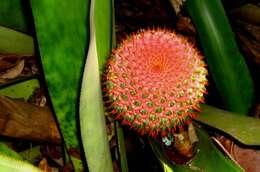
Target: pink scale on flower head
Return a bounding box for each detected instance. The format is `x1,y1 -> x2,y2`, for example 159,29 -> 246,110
103,29 -> 208,137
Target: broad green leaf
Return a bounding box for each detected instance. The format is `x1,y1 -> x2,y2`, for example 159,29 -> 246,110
150,127 -> 244,172
0,142 -> 41,171
0,0 -> 29,33
198,104 -> 260,146
0,79 -> 39,100
79,0 -> 114,171
0,142 -> 23,161
185,0 -> 254,115
0,26 -> 34,55
0,153 -> 41,172
30,1 -> 89,171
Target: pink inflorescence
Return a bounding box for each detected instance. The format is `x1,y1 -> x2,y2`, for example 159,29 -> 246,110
102,29 -> 208,138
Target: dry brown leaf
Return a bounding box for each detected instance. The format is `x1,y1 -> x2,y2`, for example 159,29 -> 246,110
234,20 -> 260,41
215,135 -> 260,172
0,60 -> 16,71
38,158 -> 53,172
173,130 -> 194,158
0,55 -> 38,85
230,4 -> 260,26
169,0 -> 186,14
176,16 -> 196,35
0,54 -> 22,72
236,31 -> 260,65
231,145 -> 260,172
0,59 -> 25,79
0,96 -> 61,144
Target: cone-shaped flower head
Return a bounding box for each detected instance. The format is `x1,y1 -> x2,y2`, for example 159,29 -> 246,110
103,29 -> 208,137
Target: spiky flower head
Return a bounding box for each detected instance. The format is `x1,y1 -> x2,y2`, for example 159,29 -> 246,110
103,29 -> 208,138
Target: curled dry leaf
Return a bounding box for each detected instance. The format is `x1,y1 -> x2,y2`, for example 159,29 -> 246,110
0,59 -> 24,80
169,0 -> 186,14
0,55 -> 19,71
0,54 -> 37,85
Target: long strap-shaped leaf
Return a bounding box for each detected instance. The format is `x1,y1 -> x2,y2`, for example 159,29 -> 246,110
185,0 -> 254,115
0,153 -> 40,172
0,143 -> 23,161
30,1 -> 89,171
199,104 -> 260,146
79,0 -> 114,171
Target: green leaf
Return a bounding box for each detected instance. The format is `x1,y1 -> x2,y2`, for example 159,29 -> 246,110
0,79 -> 39,100
19,146 -> 41,164
0,26 -> 34,55
0,142 -> 23,161
116,122 -> 129,172
30,0 -> 89,171
0,153 -> 41,172
198,104 -> 260,146
79,0 -> 114,171
150,139 -> 175,172
95,0 -> 113,72
150,127 -> 244,172
0,142 -> 41,171
0,0 -> 29,33
185,0 -> 254,115
111,1 -> 128,171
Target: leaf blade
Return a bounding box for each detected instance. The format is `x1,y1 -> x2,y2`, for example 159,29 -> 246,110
185,0 -> 254,115
198,104 -> 260,146
30,0 -> 89,170
0,79 -> 39,100
0,26 -> 34,55
79,0 -> 114,171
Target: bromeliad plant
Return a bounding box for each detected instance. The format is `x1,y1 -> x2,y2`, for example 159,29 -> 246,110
102,29 -> 208,138
1,0 -> 260,172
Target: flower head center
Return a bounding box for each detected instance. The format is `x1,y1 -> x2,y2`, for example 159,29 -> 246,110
152,63 -> 163,72
150,56 -> 167,73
